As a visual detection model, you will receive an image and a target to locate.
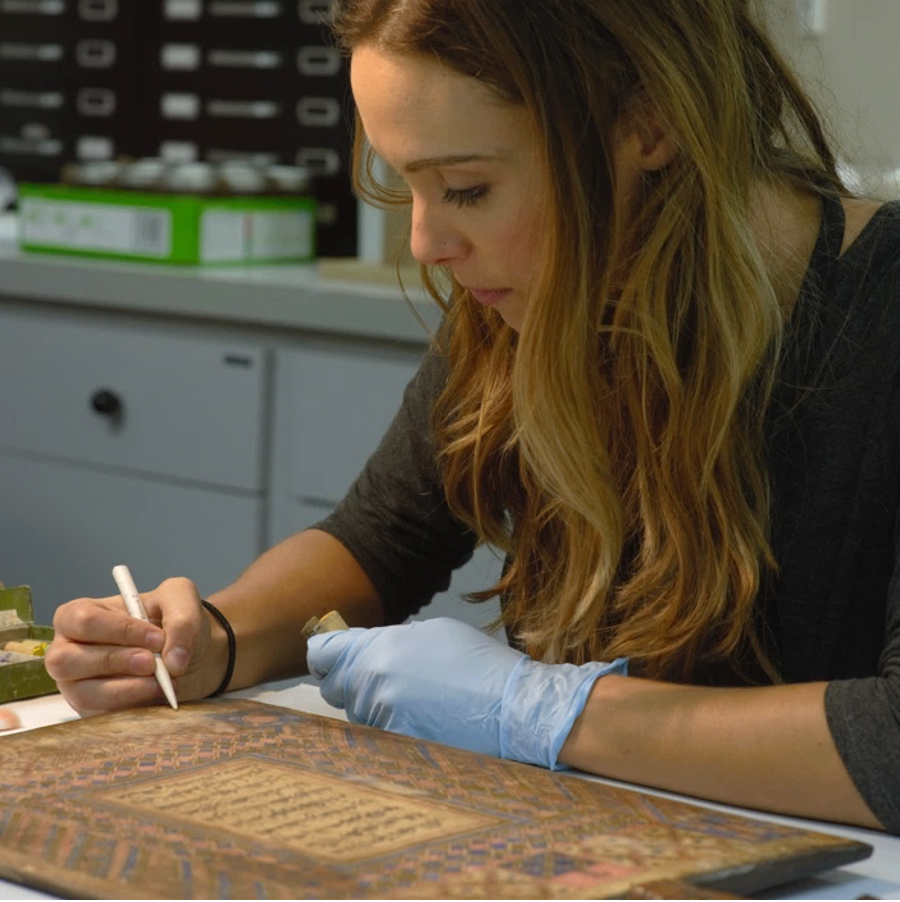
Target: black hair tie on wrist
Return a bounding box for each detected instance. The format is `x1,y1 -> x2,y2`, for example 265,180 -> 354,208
202,599 -> 235,698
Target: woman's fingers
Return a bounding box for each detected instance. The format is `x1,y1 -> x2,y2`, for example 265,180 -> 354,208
45,622 -> 169,717
142,577 -> 205,678
52,596 -> 164,651
45,577 -> 208,716
45,639 -> 156,682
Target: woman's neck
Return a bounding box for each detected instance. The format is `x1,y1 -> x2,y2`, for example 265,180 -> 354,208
752,181 -> 885,314
750,182 -> 823,315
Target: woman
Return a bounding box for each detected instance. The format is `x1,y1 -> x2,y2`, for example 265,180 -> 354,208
46,0 -> 900,833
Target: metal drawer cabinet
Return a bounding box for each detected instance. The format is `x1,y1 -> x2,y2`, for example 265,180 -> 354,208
0,307 -> 269,620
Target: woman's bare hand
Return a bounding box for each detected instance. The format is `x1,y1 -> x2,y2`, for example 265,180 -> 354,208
45,577 -> 218,716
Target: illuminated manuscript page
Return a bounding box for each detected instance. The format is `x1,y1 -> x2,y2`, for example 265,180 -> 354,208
0,699 -> 870,899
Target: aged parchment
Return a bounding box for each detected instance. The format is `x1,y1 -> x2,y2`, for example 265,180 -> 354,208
0,699 -> 871,900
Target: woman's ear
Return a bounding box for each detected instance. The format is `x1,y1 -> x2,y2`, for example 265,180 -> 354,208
611,96 -> 678,217
616,99 -> 678,173
635,109 -> 678,171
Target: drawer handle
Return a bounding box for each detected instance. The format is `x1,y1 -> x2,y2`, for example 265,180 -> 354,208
90,388 -> 123,419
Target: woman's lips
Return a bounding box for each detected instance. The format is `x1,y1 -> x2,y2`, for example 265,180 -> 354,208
466,287 -> 512,307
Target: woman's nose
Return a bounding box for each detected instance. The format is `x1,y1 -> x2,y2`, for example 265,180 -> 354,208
409,199 -> 467,266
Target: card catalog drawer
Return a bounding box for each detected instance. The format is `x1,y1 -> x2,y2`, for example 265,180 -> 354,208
0,311 -> 267,491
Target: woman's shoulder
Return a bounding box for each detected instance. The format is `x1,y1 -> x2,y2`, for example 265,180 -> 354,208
786,197 -> 900,396
840,197 -> 897,252
838,196 -> 900,273
828,199 -> 900,334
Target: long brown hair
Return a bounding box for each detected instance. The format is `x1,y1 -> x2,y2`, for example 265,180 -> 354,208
332,0 -> 844,681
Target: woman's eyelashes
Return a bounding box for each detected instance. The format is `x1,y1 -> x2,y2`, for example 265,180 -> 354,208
442,185 -> 490,208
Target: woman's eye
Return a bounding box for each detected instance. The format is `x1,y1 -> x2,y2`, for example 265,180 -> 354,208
442,185 -> 489,208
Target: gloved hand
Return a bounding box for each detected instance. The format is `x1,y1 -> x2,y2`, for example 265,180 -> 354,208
306,617 -> 627,769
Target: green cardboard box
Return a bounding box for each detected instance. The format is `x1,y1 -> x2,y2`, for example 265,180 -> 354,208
0,585 -> 56,702
17,183 -> 316,265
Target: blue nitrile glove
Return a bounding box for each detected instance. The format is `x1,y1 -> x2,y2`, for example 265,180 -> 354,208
306,617 -> 627,769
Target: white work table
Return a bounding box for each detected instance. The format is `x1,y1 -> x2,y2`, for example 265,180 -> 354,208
1,686 -> 899,901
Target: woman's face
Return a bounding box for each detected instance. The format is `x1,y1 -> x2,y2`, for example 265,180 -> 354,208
350,45 -> 548,332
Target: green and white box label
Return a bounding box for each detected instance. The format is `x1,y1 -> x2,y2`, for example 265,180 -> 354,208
20,198 -> 173,258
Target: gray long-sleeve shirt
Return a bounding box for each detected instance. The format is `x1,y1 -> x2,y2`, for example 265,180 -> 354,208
317,195 -> 900,832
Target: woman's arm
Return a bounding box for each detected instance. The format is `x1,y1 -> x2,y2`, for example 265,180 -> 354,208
562,562 -> 900,830
560,675 -> 882,829
206,528 -> 385,691
304,615 -> 892,832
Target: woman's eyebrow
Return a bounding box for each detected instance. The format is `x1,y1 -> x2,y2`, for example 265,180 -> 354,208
403,153 -> 499,174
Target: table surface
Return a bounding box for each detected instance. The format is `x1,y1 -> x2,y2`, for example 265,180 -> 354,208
2,684 -> 899,901
0,213 -> 440,344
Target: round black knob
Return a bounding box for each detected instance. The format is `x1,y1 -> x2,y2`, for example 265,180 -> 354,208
90,389 -> 123,418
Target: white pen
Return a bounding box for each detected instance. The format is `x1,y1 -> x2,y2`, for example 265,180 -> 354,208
112,564 -> 179,710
